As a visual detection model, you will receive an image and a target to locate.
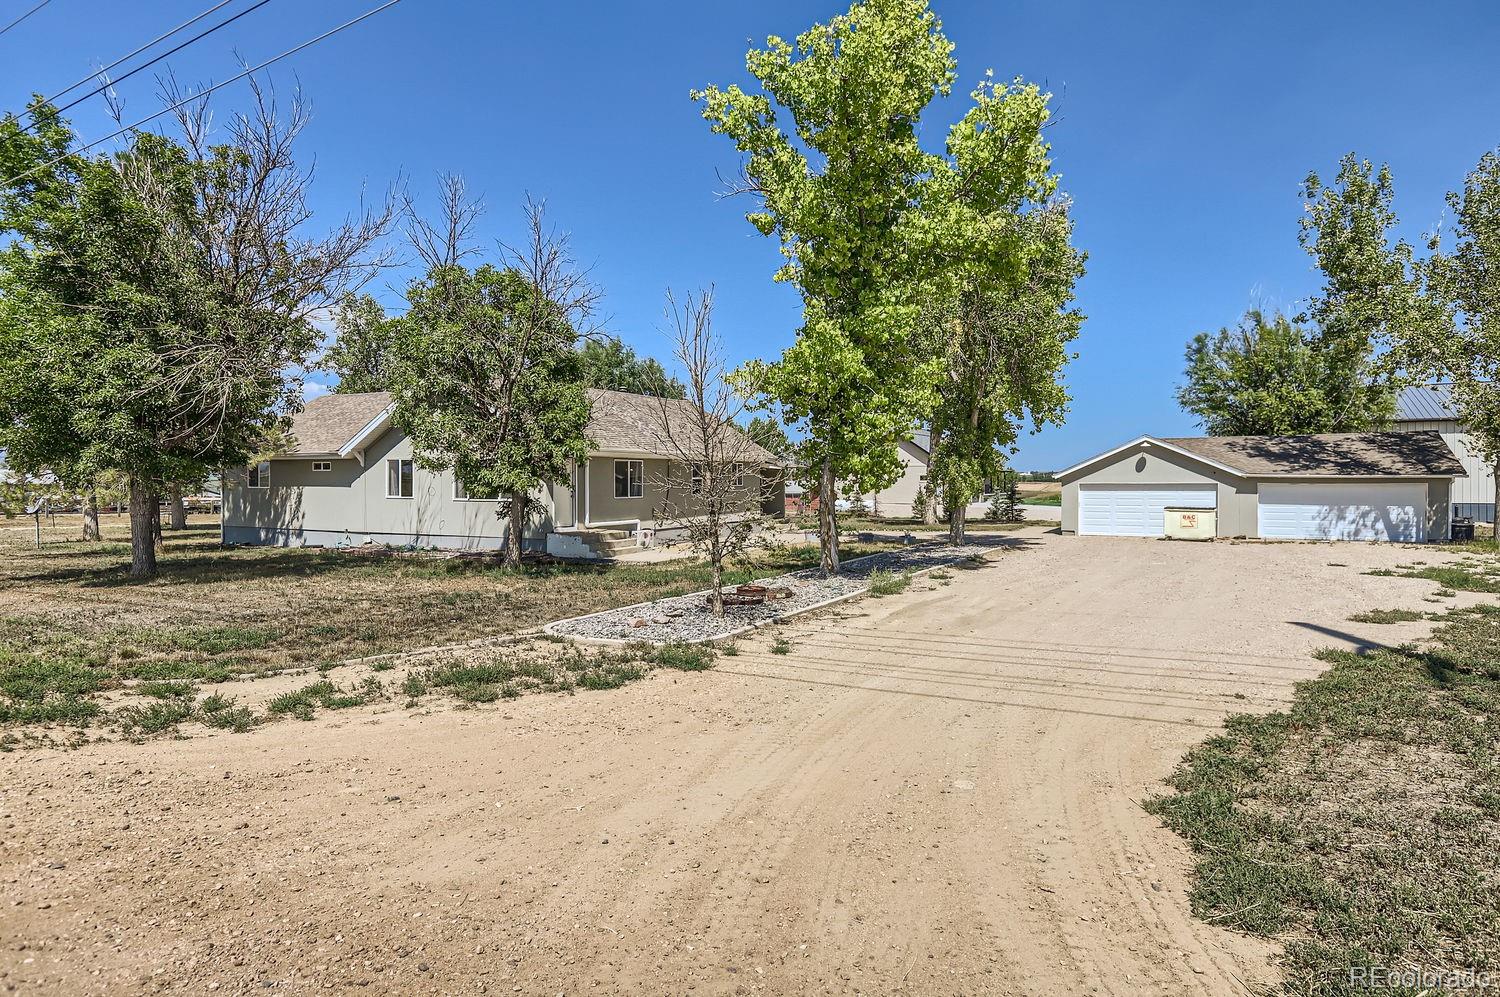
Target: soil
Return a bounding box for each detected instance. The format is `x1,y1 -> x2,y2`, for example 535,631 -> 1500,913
0,529 -> 1477,996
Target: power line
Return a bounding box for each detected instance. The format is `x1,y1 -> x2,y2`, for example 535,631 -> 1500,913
0,0 -> 52,38
34,0 -> 239,110
3,0 -> 404,187
24,0 -> 276,131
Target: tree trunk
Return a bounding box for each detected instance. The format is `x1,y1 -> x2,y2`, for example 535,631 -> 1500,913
921,427 -> 942,525
128,478 -> 158,578
167,484 -> 186,529
818,456 -> 840,576
949,499 -> 967,546
82,489 -> 100,541
151,495 -> 163,550
708,544 -> 724,617
505,491 -> 526,566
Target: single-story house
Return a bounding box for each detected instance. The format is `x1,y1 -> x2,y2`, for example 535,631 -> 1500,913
222,388 -> 785,557
1058,431 -> 1464,542
854,429 -> 993,520
1397,383 -> 1496,524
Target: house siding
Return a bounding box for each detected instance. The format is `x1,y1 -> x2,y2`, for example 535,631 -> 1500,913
1060,442 -> 1454,541
224,434 -> 782,550
1397,418 -> 1495,521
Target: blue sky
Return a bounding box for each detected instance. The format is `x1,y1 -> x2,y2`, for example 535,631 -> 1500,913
4,0 -> 1498,469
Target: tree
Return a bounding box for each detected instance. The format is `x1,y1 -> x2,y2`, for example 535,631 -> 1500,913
1420,150 -> 1500,526
1177,308 -> 1394,435
649,289 -> 772,615
1298,154 -> 1439,426
0,84 -> 394,577
696,0 -> 955,575
579,338 -> 686,398
987,471 -> 1022,523
384,197 -> 595,566
917,78 -> 1084,546
324,294 -> 394,393
744,415 -> 792,459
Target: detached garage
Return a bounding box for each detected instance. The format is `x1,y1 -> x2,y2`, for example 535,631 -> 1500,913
1060,432 -> 1463,543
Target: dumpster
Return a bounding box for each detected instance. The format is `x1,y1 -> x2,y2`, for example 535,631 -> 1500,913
1452,517 -> 1475,542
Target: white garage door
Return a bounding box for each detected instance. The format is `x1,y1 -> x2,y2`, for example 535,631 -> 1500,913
1257,482 -> 1427,542
1078,484 -> 1216,537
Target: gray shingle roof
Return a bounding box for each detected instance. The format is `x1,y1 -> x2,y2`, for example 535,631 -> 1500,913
1161,431 -> 1464,477
584,388 -> 778,463
285,391 -> 392,455
1396,383 -> 1458,421
283,388 -> 778,464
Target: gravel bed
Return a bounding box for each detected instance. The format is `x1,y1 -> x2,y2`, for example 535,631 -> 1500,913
545,540 -> 995,645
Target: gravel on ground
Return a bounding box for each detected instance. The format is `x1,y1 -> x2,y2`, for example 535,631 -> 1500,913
544,539 -> 998,643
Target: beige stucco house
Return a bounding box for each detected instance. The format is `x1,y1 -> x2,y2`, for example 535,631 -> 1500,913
222,389 -> 784,557
1058,431 -> 1463,542
854,430 -> 993,520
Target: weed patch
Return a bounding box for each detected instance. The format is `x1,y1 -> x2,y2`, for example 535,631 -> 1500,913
1347,608 -> 1428,624
866,570 -> 911,597
1147,600 -> 1500,991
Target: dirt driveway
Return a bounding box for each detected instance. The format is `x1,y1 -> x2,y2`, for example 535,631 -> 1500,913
0,531 -> 1469,995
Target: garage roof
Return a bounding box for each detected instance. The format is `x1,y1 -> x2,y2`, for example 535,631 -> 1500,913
1396,383 -> 1458,421
1162,431 -> 1464,478
1062,431 -> 1464,480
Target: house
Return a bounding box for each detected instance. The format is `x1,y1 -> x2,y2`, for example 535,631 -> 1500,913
222,388 -> 785,557
854,430 -> 993,520
1058,431 -> 1463,542
1396,383 -> 1495,524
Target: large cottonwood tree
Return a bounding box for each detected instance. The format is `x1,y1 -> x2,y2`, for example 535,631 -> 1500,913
695,0 -> 954,574
918,79 -> 1084,545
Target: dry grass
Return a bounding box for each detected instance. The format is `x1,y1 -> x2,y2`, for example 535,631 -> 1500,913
0,514 -> 889,737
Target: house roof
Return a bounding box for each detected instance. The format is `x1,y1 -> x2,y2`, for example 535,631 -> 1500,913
283,387 -> 779,464
284,391 -> 393,456
1062,431 -> 1464,480
1396,383 -> 1458,421
1159,431 -> 1464,478
584,388 -> 779,464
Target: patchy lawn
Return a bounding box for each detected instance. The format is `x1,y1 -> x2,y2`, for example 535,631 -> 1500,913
788,514 -> 1039,533
1149,567 -> 1500,993
0,515 -> 889,741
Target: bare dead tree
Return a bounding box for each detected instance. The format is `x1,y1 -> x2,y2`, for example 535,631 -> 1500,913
650,288 -> 779,616
404,172 -> 484,272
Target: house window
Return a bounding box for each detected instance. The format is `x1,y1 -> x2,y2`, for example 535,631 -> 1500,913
733,466 -> 745,488
691,464 -> 703,494
614,459 -> 643,499
312,461 -> 332,472
386,458 -> 414,498
247,461 -> 270,489
454,477 -> 499,501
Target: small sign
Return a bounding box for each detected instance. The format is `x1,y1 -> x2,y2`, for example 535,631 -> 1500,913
1180,513 -> 1198,528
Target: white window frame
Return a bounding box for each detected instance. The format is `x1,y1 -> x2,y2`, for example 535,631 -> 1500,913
311,460 -> 332,472
454,477 -> 500,502
614,459 -> 643,499
247,461 -> 270,489
386,458 -> 414,499
733,465 -> 745,488
691,464 -> 704,495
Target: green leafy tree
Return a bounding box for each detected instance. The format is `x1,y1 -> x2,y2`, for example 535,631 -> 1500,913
696,0 -> 955,574
325,294 -> 394,393
0,87 -> 392,577
1177,309 -> 1394,435
1298,154 -> 1439,426
384,199 -> 594,566
919,78 -> 1084,545
578,338 -> 686,398
1421,150 -> 1500,523
744,415 -> 792,460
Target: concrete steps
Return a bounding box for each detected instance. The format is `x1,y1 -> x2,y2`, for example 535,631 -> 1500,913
571,529 -> 637,558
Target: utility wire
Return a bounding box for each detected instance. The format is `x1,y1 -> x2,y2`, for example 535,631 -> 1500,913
30,0 -> 239,113
23,0 -> 275,131
3,0 -> 404,187
0,0 -> 52,37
